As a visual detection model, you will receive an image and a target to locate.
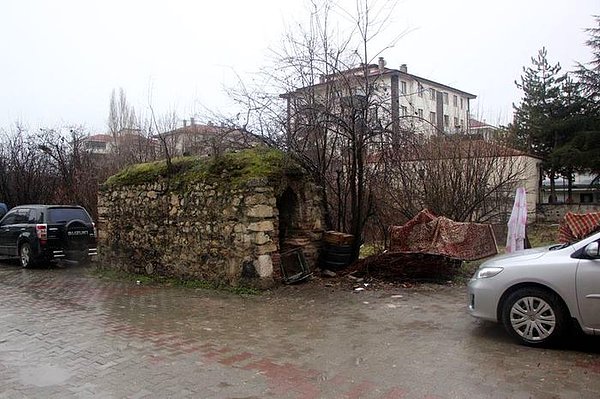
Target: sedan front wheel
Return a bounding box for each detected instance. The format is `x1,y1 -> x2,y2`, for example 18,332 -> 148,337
501,287 -> 568,346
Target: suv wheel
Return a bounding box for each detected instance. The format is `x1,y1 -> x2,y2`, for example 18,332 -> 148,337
19,242 -> 34,268
501,287 -> 568,347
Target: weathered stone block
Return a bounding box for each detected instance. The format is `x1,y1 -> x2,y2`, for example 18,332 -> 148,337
244,194 -> 269,206
254,231 -> 271,245
246,178 -> 269,187
254,254 -> 273,277
233,223 -> 246,233
248,220 -> 274,232
247,205 -> 273,218
256,243 -> 277,255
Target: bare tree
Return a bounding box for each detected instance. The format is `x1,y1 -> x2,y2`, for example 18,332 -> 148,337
0,123 -> 99,216
147,105 -> 178,172
37,126 -> 99,216
108,88 -> 137,138
224,0 -> 406,260
0,123 -> 55,207
106,88 -> 160,172
221,0 -> 525,258
375,135 -> 529,227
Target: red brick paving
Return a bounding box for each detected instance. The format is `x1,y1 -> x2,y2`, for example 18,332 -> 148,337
1,264 -> 599,398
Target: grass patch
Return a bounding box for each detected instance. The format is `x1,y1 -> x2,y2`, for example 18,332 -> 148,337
453,259 -> 485,285
89,267 -> 261,296
102,148 -> 301,192
452,222 -> 561,285
103,156 -> 197,187
359,243 -> 385,259
527,223 -> 559,247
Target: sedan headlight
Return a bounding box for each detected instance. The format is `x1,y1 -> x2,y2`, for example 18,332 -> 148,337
475,267 -> 504,279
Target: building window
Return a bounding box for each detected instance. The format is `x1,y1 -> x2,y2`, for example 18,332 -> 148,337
429,112 -> 436,124
581,193 -> 594,203
444,115 -> 449,127
430,88 -> 435,100
443,92 -> 449,104
460,119 -> 464,128
417,82 -> 424,97
401,81 -> 407,94
453,95 -> 458,107
401,105 -> 408,116
454,117 -> 459,128
460,98 -> 464,109
417,109 -> 423,118
85,141 -> 107,151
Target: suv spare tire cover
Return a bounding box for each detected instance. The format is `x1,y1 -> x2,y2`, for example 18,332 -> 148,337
65,219 -> 90,249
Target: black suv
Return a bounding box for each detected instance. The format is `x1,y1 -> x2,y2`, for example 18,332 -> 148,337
0,205 -> 97,267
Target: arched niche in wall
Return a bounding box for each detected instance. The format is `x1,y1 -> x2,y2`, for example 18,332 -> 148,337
276,186 -> 300,250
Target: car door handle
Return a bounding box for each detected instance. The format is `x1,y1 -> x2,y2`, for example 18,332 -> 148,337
585,294 -> 600,299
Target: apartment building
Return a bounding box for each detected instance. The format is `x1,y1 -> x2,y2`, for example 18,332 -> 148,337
392,60 -> 476,135
283,57 -> 476,138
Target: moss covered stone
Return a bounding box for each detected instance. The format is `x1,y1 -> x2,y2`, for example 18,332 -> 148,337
97,148 -> 325,288
102,148 -> 302,193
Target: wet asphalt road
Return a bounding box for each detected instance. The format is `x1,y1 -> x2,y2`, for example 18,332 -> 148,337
0,260 -> 599,399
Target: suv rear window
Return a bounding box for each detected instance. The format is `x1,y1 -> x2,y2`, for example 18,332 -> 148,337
47,208 -> 91,224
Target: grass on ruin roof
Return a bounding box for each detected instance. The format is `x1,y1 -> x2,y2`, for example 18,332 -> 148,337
103,148 -> 302,189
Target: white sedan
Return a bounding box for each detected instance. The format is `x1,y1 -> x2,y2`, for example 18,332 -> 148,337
468,230 -> 600,346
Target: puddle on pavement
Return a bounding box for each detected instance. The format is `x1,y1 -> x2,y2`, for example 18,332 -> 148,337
19,365 -> 71,387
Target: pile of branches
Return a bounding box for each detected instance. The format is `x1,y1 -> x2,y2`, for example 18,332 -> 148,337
343,252 -> 462,282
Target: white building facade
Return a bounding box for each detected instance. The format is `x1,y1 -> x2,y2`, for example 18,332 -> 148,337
377,58 -> 476,137
283,57 -> 476,140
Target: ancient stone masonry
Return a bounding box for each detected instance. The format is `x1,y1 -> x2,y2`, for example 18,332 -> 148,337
97,151 -> 325,287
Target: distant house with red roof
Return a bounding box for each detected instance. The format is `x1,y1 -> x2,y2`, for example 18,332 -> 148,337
83,129 -> 159,168
468,118 -> 501,141
160,118 -> 262,157
83,134 -> 113,154
83,119 -> 263,160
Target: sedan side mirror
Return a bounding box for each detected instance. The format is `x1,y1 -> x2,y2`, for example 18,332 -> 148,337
584,242 -> 600,258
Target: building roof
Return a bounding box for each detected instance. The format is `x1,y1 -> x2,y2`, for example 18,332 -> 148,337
85,134 -> 113,143
161,123 -> 230,138
367,138 -> 542,164
84,132 -> 157,146
284,61 -> 477,99
390,69 -> 476,99
412,138 -> 542,160
468,118 -> 496,129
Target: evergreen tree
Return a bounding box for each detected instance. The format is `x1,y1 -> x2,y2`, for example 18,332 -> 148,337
547,75 -> 584,200
511,19 -> 600,204
572,16 -> 600,186
576,15 -> 600,115
511,47 -> 565,201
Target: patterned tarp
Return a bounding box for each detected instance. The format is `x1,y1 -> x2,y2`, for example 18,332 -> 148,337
558,211 -> 600,243
389,209 -> 498,261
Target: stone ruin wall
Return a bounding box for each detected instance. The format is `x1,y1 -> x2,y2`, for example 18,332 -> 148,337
97,178 -> 325,287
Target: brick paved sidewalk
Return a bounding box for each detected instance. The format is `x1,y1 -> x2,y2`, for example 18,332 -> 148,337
1,263 -> 599,398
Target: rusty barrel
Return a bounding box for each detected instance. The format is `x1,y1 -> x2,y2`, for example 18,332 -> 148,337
320,231 -> 354,271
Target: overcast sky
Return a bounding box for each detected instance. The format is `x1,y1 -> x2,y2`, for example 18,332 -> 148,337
0,0 -> 597,134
